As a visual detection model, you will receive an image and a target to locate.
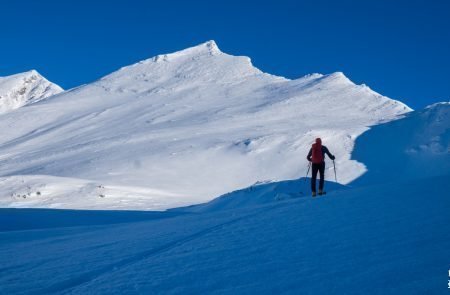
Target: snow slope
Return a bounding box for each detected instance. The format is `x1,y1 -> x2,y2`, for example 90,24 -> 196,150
186,102 -> 449,211
0,46 -> 447,293
1,175 -> 448,294
0,41 -> 412,210
0,70 -> 63,114
351,102 -> 450,185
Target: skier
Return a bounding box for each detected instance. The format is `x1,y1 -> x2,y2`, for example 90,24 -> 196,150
307,138 -> 335,197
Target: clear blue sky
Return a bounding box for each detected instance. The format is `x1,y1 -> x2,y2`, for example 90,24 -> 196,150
1,0 -> 449,109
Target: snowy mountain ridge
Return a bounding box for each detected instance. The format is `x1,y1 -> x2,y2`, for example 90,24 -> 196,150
0,70 -> 63,114
0,41 -> 418,210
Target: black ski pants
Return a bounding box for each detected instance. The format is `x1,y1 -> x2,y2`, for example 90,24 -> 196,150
311,162 -> 325,192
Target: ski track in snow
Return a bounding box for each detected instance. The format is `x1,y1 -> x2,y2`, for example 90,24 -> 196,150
44,207 -> 273,294
1,175 -> 449,294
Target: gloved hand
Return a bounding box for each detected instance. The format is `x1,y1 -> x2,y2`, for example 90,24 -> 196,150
331,155 -> 336,160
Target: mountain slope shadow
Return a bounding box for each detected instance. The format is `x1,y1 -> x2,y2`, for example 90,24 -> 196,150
175,177 -> 348,213
349,103 -> 450,186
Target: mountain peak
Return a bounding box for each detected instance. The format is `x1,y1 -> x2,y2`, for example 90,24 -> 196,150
203,40 -> 220,52
322,71 -> 352,84
148,40 -> 221,64
25,69 -> 39,76
1,69 -> 37,80
1,69 -> 55,85
0,70 -> 63,113
425,101 -> 450,109
169,40 -> 221,57
99,40 -> 269,88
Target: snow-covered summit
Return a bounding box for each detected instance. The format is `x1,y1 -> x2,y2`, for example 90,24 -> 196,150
97,40 -> 269,91
0,70 -> 63,114
150,40 -> 222,61
425,101 -> 450,109
0,41 -> 415,210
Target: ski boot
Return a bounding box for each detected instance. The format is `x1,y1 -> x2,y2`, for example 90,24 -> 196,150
312,191 -> 317,197
318,190 -> 326,196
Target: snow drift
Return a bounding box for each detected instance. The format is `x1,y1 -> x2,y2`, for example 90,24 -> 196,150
351,102 -> 450,185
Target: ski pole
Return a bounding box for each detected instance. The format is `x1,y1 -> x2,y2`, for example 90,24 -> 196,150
305,161 -> 311,181
333,160 -> 337,183
301,161 -> 311,194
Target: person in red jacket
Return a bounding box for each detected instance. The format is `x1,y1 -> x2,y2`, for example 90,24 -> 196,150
307,138 -> 335,196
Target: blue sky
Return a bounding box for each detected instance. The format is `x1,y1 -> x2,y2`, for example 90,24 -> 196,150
1,0 -> 449,109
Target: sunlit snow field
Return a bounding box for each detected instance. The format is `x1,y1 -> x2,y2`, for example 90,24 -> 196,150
0,43 -> 448,294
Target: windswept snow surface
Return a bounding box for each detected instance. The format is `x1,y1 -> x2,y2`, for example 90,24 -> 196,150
351,102 -> 450,185
0,175 -> 190,211
1,176 -> 449,294
0,102 -> 448,294
0,41 -> 412,210
0,70 -> 63,114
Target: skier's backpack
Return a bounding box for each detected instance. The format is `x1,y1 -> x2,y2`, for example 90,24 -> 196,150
311,139 -> 323,164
